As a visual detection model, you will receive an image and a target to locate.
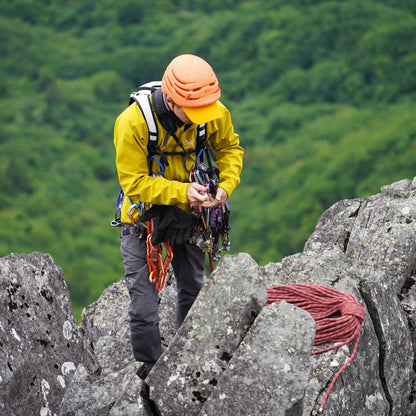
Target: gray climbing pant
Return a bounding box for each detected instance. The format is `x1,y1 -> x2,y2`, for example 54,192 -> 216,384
120,228 -> 205,369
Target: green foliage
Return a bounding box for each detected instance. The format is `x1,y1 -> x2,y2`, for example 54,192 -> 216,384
0,0 -> 415,320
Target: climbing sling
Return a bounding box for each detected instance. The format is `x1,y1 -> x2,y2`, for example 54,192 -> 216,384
146,218 -> 173,291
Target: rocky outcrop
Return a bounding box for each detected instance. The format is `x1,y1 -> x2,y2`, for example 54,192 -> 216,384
200,301 -> 315,416
1,177 -> 416,415
145,254 -> 267,415
0,253 -> 97,416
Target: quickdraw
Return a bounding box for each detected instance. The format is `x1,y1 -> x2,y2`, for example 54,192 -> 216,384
146,218 -> 173,291
189,161 -> 231,270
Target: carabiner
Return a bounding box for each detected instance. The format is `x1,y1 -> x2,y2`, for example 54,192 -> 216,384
156,242 -> 174,291
127,199 -> 141,225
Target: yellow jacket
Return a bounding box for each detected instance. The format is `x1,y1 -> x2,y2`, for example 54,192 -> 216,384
114,98 -> 243,224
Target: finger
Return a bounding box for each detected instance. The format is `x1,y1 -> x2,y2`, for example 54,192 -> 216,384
190,182 -> 209,194
215,188 -> 228,204
201,199 -> 221,209
188,185 -> 209,205
191,192 -> 209,204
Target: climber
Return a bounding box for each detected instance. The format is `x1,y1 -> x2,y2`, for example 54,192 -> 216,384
113,54 -> 244,373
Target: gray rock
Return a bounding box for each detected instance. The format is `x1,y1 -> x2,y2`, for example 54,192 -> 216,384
61,269 -> 177,413
261,250 -> 389,416
401,276 -> 416,364
80,279 -> 133,375
200,301 -> 315,416
59,361 -> 149,416
360,276 -> 413,416
402,276 -> 416,416
145,253 -> 268,416
3,177 -> 416,416
262,246 -> 352,289
346,197 -> 416,293
0,253 -> 95,416
304,198 -> 362,254
310,278 -> 390,416
302,177 -> 416,415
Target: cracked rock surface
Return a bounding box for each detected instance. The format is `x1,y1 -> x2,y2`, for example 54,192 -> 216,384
2,177 -> 416,415
0,253 -> 97,416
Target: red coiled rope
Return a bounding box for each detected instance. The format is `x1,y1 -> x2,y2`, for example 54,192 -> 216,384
266,283 -> 365,413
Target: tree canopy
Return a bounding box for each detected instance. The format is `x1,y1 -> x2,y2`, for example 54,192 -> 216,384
1,0 -> 415,318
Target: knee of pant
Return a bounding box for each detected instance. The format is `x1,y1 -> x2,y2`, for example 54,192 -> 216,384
177,286 -> 202,307
177,278 -> 204,297
129,298 -> 159,325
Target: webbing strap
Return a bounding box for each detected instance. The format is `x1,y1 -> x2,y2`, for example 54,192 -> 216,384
132,93 -> 158,145
197,124 -> 206,140
146,218 -> 174,292
130,89 -> 209,163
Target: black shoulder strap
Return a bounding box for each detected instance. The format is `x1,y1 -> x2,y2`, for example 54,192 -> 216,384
196,124 -> 207,155
196,123 -> 216,172
152,88 -> 183,135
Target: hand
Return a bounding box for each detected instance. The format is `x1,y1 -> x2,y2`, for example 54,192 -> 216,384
187,182 -> 210,207
201,187 -> 228,209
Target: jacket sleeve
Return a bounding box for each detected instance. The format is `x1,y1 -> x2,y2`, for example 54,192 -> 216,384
208,103 -> 244,198
113,104 -> 189,208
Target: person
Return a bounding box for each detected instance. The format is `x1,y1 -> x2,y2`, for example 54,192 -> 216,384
113,54 -> 244,372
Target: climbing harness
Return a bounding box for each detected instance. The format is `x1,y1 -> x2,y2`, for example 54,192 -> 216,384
112,82 -> 232,286
111,81 -> 209,225
129,82 -> 209,176
266,283 -> 365,413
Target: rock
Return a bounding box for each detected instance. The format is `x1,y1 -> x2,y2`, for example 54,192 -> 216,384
0,253 -> 96,416
60,269 -> 177,414
2,177 -> 416,415
59,362 -> 149,416
200,301 -> 315,416
346,195 -> 416,293
304,198 -> 362,254
306,178 -> 416,293
145,253 -> 267,415
360,277 -> 413,416
80,279 -> 133,375
261,250 -> 390,416
302,177 -> 416,415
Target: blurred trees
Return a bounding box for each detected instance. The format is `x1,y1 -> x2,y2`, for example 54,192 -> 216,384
0,0 -> 415,318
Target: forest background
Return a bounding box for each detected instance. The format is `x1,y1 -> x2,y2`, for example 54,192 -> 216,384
1,0 -> 415,319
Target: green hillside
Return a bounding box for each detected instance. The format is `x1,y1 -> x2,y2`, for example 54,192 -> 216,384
1,0 -> 415,318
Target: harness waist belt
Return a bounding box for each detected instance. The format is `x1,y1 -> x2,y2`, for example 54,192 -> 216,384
121,223 -> 145,237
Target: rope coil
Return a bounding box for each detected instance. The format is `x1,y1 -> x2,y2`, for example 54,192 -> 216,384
266,283 -> 365,413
